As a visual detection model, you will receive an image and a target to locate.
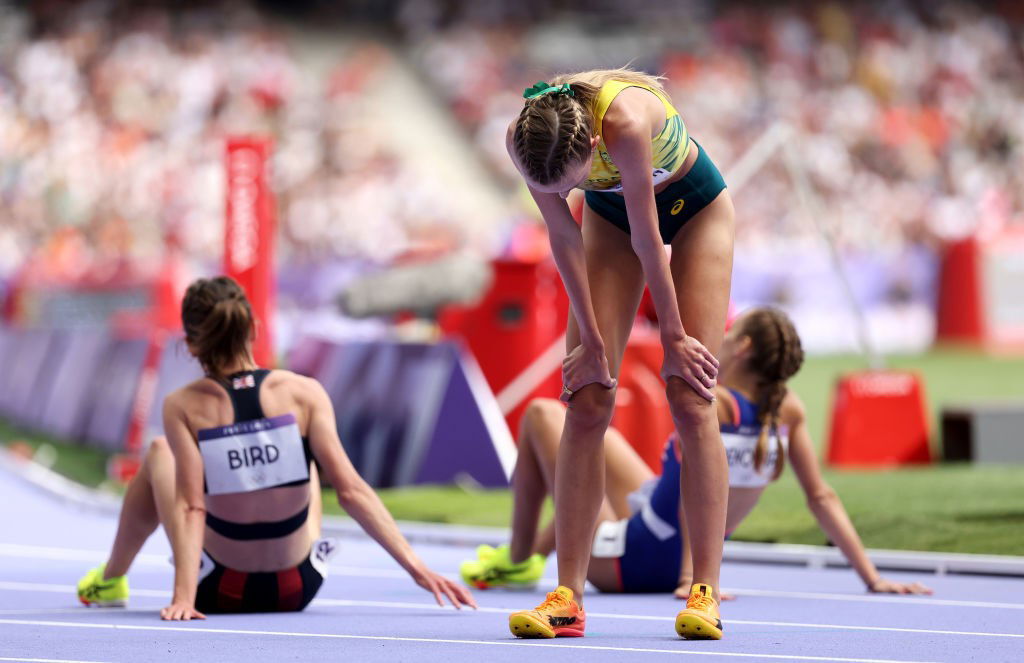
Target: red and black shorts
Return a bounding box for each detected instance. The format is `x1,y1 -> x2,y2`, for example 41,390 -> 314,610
195,548 -> 326,613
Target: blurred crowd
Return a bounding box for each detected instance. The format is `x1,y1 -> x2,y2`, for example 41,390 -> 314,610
3,0 -> 1023,334
411,0 -> 1024,253
0,3 -> 458,292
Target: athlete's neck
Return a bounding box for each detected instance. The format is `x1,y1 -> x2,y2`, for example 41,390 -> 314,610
217,355 -> 259,376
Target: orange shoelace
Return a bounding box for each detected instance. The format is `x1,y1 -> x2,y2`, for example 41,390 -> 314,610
686,591 -> 717,613
535,591 -> 570,612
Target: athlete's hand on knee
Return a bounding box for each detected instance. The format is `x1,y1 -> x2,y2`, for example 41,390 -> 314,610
868,578 -> 933,595
561,344 -> 616,402
662,335 -> 719,402
412,566 -> 478,609
160,600 -> 206,621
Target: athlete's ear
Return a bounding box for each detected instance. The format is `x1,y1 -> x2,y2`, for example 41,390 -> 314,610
736,335 -> 754,360
590,135 -> 600,149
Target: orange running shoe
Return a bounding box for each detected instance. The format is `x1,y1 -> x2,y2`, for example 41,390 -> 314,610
509,586 -> 586,638
675,583 -> 723,640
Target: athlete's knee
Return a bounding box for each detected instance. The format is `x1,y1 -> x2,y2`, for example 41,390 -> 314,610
523,398 -> 563,431
565,383 -> 616,431
665,377 -> 715,427
147,436 -> 170,457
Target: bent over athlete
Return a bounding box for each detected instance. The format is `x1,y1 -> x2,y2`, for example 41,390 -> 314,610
77,276 -> 474,618
506,67 -> 732,640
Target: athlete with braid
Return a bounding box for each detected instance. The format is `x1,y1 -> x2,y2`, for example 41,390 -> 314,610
506,68 -> 733,639
463,308 -> 932,598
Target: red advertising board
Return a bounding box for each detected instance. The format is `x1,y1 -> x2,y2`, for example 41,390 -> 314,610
225,137 -> 276,367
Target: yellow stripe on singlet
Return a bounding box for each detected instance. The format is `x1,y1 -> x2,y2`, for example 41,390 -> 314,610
581,80 -> 690,192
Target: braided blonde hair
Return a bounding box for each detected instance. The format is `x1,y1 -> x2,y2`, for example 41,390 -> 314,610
511,67 -> 667,185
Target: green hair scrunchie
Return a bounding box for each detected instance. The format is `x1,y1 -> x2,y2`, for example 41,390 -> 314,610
523,81 -> 574,100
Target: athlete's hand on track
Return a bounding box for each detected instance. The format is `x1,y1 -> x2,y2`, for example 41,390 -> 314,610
661,335 -> 719,402
160,601 -> 206,621
412,566 -> 478,609
868,578 -> 933,595
561,343 -> 616,402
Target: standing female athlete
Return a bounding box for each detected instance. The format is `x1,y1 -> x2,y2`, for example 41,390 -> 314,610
506,68 -> 732,639
462,308 -> 931,598
77,277 -> 474,618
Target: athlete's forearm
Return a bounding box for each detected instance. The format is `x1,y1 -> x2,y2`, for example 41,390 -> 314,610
336,479 -> 423,575
630,230 -> 686,342
547,222 -> 603,349
170,503 -> 205,604
809,490 -> 880,587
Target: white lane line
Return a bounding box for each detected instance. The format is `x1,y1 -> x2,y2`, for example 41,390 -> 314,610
4,542 -> 1024,611
725,587 -> 1024,611
0,658 -> 113,663
2,584 -> 1019,640
309,598 -> 1024,639
0,618 -> 938,663
0,543 -> 409,579
0,581 -> 170,598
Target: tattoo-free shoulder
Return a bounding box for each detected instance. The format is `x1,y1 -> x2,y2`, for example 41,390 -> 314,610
780,389 -> 807,430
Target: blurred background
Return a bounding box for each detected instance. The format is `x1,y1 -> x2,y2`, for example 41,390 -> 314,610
1,0 -> 1022,555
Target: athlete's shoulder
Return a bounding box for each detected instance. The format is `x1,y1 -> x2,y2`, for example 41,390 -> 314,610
715,385 -> 740,427
267,369 -> 328,402
602,86 -> 660,135
779,388 -> 806,428
167,376 -> 219,405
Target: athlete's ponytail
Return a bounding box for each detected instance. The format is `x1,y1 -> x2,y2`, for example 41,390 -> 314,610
735,308 -> 805,480
181,276 -> 255,378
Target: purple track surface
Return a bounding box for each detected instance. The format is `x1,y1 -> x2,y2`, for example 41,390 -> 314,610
1,469 -> 1022,663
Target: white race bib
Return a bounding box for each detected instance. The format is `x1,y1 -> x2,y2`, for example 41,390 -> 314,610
723,430 -> 786,488
199,414 -> 310,496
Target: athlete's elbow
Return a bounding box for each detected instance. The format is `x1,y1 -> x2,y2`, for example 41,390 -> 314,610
629,232 -> 661,259
335,477 -> 373,509
806,486 -> 839,509
181,502 -> 207,518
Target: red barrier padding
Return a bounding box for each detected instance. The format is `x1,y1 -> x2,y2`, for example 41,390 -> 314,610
439,259 -> 568,437
936,238 -> 983,343
826,371 -> 932,467
225,137 -> 276,367
937,230 -> 1024,349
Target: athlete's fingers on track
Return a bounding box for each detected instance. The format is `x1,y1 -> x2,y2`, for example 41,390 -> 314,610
439,580 -> 463,610
447,579 -> 478,609
426,579 -> 446,607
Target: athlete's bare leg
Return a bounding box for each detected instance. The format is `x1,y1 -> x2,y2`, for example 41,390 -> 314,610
104,437 -> 177,579
554,207 -> 646,605
667,191 -> 735,598
509,398 -> 654,563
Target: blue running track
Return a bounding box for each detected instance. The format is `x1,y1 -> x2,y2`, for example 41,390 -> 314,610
1,462 -> 1022,663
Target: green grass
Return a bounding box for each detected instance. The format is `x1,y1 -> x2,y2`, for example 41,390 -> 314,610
789,347 -> 1024,455
0,420 -> 112,489
3,348 -> 1024,555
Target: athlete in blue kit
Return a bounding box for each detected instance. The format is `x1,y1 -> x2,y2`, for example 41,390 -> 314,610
77,276 -> 474,618
462,308 -> 931,598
